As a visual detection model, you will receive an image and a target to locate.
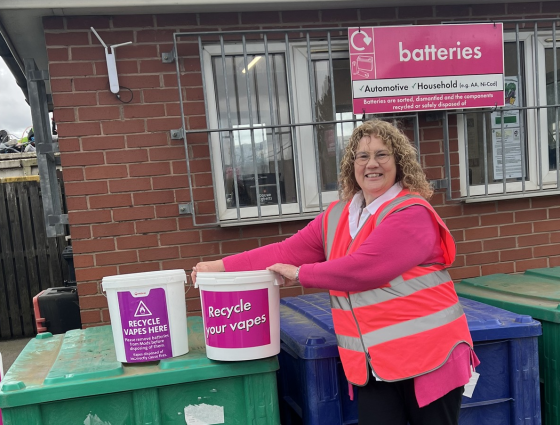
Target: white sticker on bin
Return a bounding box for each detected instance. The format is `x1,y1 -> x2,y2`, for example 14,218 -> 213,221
463,369 -> 480,398
83,413 -> 112,425
184,404 -> 224,425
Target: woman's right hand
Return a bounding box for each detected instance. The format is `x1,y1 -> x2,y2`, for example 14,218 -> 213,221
191,260 -> 225,284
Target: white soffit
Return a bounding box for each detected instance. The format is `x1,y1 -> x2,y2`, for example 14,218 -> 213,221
0,0 -> 543,13
0,0 -> 544,91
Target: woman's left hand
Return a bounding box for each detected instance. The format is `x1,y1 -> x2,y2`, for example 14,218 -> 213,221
267,263 -> 299,286
191,260 -> 225,285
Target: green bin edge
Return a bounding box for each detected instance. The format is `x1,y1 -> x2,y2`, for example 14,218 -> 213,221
525,267 -> 560,280
456,267 -> 560,425
456,272 -> 560,323
0,316 -> 279,408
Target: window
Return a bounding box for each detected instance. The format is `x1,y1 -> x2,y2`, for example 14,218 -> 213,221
201,37 -> 361,223
204,45 -> 297,221
292,45 -> 358,208
543,35 -> 560,178
457,29 -> 560,200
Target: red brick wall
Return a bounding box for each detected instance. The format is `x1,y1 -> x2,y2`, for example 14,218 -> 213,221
43,2 -> 560,327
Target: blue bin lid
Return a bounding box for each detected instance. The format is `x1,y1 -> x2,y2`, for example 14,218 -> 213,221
280,293 -> 541,360
280,294 -> 339,360
460,297 -> 541,341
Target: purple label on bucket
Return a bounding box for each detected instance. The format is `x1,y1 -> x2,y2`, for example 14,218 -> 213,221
117,287 -> 172,362
201,288 -> 270,348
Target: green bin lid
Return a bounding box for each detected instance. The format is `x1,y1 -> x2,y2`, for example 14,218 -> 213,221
524,267 -> 560,280
0,316 -> 278,408
456,270 -> 560,323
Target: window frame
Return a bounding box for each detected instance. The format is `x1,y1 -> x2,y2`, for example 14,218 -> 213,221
291,42 -> 355,209
202,40 -> 354,222
457,30 -> 560,199
537,34 -> 560,185
202,42 -> 302,221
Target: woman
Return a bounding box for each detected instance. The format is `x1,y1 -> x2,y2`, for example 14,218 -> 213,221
192,119 -> 478,425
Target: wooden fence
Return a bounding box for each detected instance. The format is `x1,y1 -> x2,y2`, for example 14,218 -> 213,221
0,177 -> 68,339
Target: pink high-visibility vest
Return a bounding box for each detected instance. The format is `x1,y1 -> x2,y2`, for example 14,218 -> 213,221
322,189 -> 473,385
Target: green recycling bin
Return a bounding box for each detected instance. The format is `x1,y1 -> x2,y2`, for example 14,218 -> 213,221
0,316 -> 280,425
455,267 -> 560,425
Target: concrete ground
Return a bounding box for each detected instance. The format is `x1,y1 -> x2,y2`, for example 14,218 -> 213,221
0,337 -> 32,375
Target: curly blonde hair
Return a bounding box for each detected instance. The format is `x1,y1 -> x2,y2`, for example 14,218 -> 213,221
339,119 -> 433,201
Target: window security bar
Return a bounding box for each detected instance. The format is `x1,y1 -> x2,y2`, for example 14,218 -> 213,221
167,18 -> 560,227
442,18 -> 560,203
170,27 -> 421,227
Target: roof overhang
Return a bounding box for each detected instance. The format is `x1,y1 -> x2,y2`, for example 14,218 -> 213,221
0,0 -> 543,106
0,19 -> 27,103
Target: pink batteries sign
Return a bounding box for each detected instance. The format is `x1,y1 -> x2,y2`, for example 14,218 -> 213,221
349,23 -> 504,114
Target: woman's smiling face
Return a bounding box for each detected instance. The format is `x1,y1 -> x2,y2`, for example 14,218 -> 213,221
354,135 -> 397,205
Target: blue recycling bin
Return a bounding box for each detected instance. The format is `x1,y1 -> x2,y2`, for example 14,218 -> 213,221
278,293 -> 542,425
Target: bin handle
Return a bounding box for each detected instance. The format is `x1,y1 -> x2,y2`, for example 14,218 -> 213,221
33,290 -> 48,333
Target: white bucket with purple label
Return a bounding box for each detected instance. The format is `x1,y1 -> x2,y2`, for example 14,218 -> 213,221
195,270 -> 281,361
102,269 -> 189,363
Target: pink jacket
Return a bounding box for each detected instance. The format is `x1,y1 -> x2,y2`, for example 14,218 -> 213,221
224,205 -> 478,407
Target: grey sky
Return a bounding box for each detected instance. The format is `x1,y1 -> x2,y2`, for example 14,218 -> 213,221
0,60 -> 32,138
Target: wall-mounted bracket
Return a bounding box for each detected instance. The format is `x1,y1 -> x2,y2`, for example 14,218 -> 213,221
170,128 -> 185,140
162,48 -> 176,64
28,70 -> 50,82
91,27 -> 132,94
36,142 -> 59,155
179,203 -> 193,215
431,179 -> 448,190
48,214 -> 69,225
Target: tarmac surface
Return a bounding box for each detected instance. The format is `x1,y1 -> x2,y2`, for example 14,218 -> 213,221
0,337 -> 32,374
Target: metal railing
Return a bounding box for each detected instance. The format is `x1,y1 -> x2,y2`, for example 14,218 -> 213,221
26,59 -> 68,237
443,18 -> 560,202
168,19 -> 560,226
168,28 -> 420,227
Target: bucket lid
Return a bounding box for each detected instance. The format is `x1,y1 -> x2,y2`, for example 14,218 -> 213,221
102,269 -> 186,290
195,270 -> 281,288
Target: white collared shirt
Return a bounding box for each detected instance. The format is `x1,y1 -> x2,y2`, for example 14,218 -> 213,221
348,182 -> 403,239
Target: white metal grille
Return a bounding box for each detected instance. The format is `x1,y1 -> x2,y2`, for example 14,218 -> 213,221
170,28 -> 420,227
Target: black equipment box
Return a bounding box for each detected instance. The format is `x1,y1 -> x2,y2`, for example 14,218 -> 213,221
33,286 -> 82,334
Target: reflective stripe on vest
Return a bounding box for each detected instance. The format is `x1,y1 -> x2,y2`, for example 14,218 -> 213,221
322,190 -> 473,384
374,194 -> 426,226
323,201 -> 346,260
330,269 -> 452,310
335,302 -> 464,351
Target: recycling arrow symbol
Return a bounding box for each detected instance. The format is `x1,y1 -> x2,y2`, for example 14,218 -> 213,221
351,29 -> 372,51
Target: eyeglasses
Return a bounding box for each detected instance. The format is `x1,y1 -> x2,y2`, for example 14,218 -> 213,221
353,151 -> 392,165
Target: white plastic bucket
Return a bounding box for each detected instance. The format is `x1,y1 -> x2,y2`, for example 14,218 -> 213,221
102,269 -> 189,363
195,270 -> 281,361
